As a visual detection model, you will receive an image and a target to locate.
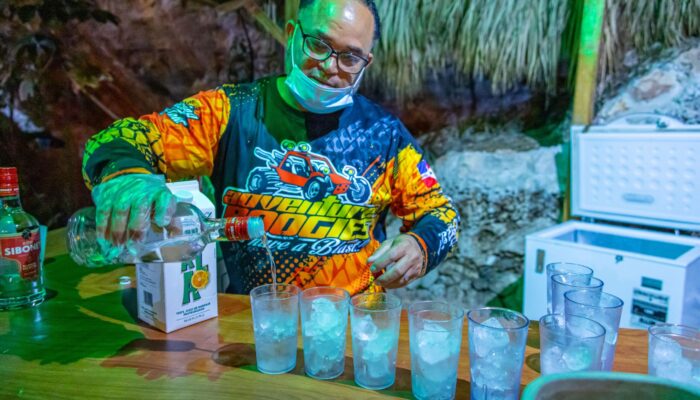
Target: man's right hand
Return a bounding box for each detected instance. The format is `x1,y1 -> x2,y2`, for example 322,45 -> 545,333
91,174 -> 176,245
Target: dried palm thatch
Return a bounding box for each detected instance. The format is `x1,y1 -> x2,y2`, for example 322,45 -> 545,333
367,0 -> 700,102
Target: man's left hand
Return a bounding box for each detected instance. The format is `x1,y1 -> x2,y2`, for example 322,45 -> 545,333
368,234 -> 426,289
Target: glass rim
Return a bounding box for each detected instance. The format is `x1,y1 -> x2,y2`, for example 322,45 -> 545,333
551,274 -> 604,288
250,283 -> 301,300
351,292 -> 401,312
539,313 -> 606,340
408,300 -> 465,323
301,285 -> 350,302
546,262 -> 594,275
648,323 -> 700,351
564,290 -> 624,309
467,307 -> 530,331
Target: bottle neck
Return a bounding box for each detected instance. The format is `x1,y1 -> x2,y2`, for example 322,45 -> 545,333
0,194 -> 22,209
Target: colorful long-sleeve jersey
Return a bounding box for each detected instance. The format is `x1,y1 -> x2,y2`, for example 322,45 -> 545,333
82,77 -> 460,295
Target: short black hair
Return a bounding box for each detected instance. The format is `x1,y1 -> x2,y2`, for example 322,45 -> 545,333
298,0 -> 381,42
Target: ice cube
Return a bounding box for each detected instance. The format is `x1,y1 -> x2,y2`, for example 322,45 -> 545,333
354,314 -> 379,341
541,346 -> 567,374
416,323 -> 452,365
472,317 -> 510,358
364,328 -> 397,357
305,297 -> 344,338
562,345 -> 593,371
656,358 -> 693,382
652,338 -> 683,364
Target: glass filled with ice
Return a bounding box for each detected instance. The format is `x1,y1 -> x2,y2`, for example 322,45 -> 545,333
250,283 -> 300,374
539,314 -> 605,375
350,292 -> 402,390
409,301 -> 464,400
545,262 -> 593,314
648,324 -> 700,388
550,274 -> 603,315
564,290 -> 623,371
467,307 -> 529,400
300,286 -> 350,379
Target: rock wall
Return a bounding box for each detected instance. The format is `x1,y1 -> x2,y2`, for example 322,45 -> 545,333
597,44 -> 700,124
388,127 -> 563,309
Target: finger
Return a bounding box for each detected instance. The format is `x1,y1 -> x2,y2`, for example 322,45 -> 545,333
375,257 -> 411,287
368,239 -> 392,263
95,204 -> 112,240
109,199 -> 130,245
153,189 -> 176,227
127,201 -> 151,243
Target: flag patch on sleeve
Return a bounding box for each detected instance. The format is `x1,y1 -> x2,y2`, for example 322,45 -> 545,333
417,160 -> 437,188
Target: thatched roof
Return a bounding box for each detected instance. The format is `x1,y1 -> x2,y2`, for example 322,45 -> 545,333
365,0 -> 700,101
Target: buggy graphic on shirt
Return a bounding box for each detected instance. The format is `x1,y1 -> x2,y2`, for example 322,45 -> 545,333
246,140 -> 372,205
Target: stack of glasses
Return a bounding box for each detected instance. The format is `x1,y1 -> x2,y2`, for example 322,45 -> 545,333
542,262 -> 700,390
249,283 -> 533,400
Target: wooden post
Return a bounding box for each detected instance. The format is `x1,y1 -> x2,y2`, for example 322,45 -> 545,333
565,0 -> 606,221
572,0 -> 606,125
285,0 -> 300,24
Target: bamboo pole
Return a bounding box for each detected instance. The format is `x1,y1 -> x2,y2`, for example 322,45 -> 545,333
566,0 -> 606,221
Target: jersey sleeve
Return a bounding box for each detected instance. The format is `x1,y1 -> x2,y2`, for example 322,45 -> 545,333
82,88 -> 231,189
389,121 -> 460,273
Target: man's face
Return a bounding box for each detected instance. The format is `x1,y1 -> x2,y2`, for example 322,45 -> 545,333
286,0 -> 375,88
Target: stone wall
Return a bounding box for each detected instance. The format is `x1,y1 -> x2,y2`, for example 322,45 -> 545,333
597,44 -> 700,124
388,127 -> 563,309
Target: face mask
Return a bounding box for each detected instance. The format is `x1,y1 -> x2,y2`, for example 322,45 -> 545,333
285,25 -> 365,114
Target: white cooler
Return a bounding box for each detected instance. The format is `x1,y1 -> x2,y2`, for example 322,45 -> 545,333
524,114 -> 700,329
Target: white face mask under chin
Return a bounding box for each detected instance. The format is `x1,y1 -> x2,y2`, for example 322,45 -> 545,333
284,26 -> 365,114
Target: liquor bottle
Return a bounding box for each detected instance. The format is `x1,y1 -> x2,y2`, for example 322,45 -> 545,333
67,191 -> 265,267
0,167 -> 45,310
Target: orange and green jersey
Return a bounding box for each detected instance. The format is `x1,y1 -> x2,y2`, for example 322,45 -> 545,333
82,77 -> 460,295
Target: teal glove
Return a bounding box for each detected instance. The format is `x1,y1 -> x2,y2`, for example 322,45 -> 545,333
91,174 -> 176,246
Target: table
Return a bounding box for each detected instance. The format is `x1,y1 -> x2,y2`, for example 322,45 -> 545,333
0,230 -> 648,399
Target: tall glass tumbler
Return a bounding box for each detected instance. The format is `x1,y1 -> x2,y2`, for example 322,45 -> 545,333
468,307 -> 529,400
250,284 -> 301,374
409,301 -> 464,400
564,290 -> 623,371
648,324 -> 700,388
546,262 -> 593,313
301,286 -> 350,379
551,274 -> 603,315
351,293 -> 402,390
539,314 -> 605,375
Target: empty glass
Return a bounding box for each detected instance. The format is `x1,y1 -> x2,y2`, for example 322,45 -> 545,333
409,301 -> 464,400
551,274 -> 603,315
468,307 -> 529,400
539,314 -> 605,375
546,263 -> 593,313
250,284 -> 300,374
300,286 -> 350,379
564,290 -> 623,371
648,324 -> 700,388
350,293 -> 402,390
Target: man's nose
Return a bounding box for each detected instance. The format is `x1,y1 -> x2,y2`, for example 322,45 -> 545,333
319,54 -> 339,75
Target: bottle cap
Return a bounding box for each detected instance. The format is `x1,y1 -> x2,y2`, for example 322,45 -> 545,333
174,190 -> 194,204
0,167 -> 19,197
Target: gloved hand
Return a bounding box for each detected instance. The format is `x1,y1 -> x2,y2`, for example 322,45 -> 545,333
91,174 -> 176,246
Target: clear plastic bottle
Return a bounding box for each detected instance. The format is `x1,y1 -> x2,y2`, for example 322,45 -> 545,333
67,191 -> 265,267
0,167 -> 45,310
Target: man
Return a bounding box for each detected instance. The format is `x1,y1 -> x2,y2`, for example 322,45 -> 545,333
82,0 -> 460,295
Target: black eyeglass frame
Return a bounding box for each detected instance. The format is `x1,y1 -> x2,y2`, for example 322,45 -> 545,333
296,21 -> 370,75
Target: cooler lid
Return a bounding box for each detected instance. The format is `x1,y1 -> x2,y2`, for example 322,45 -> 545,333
571,113 -> 700,232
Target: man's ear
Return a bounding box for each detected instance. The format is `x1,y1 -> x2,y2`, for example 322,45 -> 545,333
366,52 -> 374,68
285,20 -> 296,40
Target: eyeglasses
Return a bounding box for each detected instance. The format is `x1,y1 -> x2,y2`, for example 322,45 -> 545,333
297,21 -> 369,75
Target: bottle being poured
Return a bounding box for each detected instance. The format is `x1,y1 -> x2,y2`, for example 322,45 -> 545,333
67,191 -> 265,267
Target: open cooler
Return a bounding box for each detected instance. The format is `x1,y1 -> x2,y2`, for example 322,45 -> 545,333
524,114 -> 700,329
